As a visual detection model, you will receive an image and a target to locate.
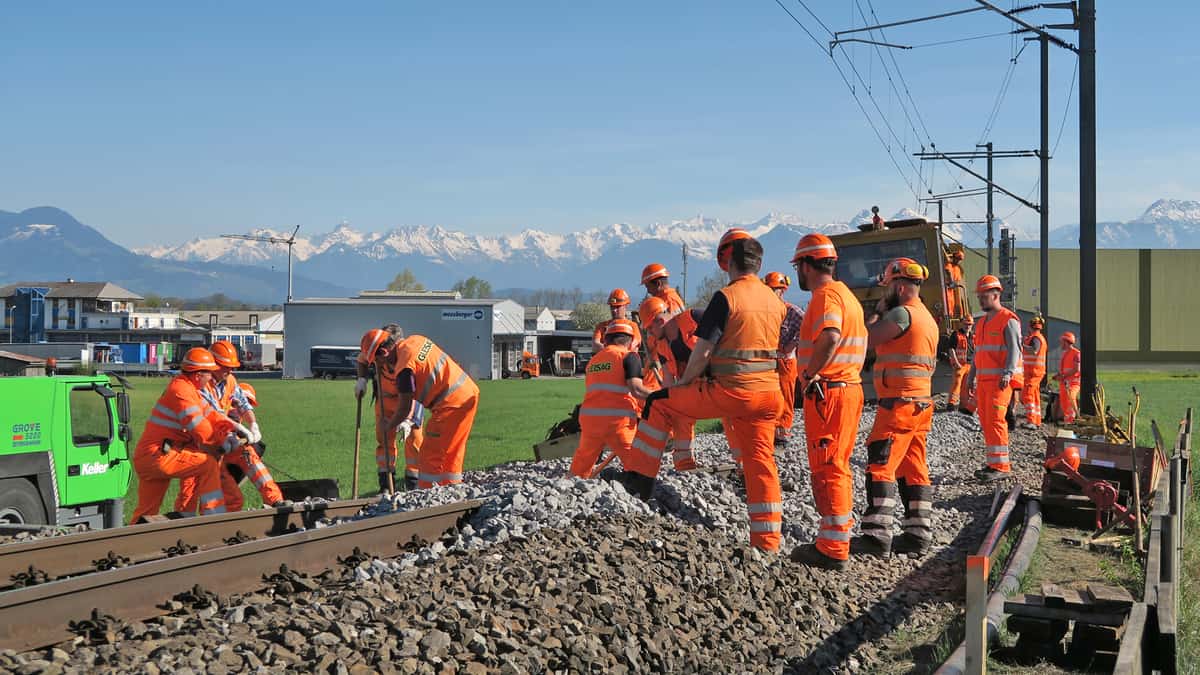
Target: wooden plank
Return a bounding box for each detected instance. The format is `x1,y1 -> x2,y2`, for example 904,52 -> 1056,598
1085,583 -> 1135,611
965,555 -> 989,675
1041,583 -> 1068,608
1113,603 -> 1147,675
1001,602 -> 1127,626
1144,507 -> 1162,607
1157,582 -> 1178,675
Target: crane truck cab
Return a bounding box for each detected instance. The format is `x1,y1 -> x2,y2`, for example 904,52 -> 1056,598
0,374 -> 133,529
829,216 -> 973,395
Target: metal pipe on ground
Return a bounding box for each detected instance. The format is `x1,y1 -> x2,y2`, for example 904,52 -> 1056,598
976,484 -> 1023,557
935,498 -> 1044,675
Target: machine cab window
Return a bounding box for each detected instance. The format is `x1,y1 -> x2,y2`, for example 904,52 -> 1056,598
70,386 -> 113,446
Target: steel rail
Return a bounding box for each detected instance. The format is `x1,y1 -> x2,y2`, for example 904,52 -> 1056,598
0,498 -> 377,587
0,499 -> 482,652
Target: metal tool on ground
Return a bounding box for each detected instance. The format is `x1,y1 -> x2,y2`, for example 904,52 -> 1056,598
1129,387 -> 1143,553
533,405 -> 582,461
588,450 -> 618,479
1045,446 -> 1138,535
352,395 -> 362,498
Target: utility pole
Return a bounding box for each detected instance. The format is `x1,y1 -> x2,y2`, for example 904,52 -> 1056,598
1039,34 -> 1051,321
680,243 -> 689,305
1079,0 -> 1097,413
978,142 -> 995,274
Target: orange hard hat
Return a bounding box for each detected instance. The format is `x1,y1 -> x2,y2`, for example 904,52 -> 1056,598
638,296 -> 669,326
605,319 -> 636,338
238,382 -> 258,407
181,348 -> 219,372
963,314 -> 975,326
210,340 -> 241,368
641,263 -> 669,284
976,274 -> 1003,293
716,228 -> 753,271
879,257 -> 929,286
763,271 -> 791,290
1061,331 -> 1077,345
791,233 -> 838,263
359,328 -> 390,364
1049,445 -> 1082,472
607,288 -> 631,307
1030,315 -> 1045,328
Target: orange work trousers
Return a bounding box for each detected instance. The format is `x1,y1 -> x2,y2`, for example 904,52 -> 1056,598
1021,374 -> 1044,425
865,400 -> 933,485
776,357 -> 798,438
976,379 -> 1013,472
948,365 -> 971,406
175,444 -> 283,512
404,425 -> 423,481
667,419 -> 698,471
417,384 -> 480,488
571,416 -> 637,478
803,383 -> 864,561
1060,381 -> 1080,423
133,447 -> 225,523
632,381 -> 783,550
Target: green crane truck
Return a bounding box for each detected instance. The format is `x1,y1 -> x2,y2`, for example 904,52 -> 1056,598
0,375 -> 133,528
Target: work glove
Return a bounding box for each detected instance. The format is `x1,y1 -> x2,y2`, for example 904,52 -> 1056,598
221,433 -> 241,454
397,420 -> 414,440
354,377 -> 368,399
232,421 -> 252,443
248,422 -> 262,445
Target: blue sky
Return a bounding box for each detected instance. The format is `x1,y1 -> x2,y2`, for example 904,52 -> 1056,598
1,2 -> 1196,246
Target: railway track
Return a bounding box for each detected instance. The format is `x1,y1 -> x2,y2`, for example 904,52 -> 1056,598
0,498 -> 378,589
0,499 -> 482,652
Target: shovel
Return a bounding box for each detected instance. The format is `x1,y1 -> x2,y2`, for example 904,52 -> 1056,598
352,395 -> 363,498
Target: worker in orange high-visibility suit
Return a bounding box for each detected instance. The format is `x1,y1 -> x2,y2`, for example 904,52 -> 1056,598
1020,316 -> 1048,428
631,230 -> 786,551
763,271 -> 803,446
362,329 -> 481,489
852,258 -> 939,557
640,297 -> 704,471
592,289 -> 642,354
968,275 -> 1024,483
641,263 -> 686,314
131,348 -> 244,523
571,320 -> 656,478
175,341 -> 285,512
788,233 -> 868,570
1054,331 -> 1082,423
354,325 -> 411,493
947,315 -> 974,412
944,249 -> 966,321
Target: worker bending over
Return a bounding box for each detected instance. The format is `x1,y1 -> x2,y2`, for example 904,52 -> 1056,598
632,230 -> 786,551
947,315 -> 973,412
789,233 -> 867,570
592,289 -> 641,354
571,320 -> 654,478
1054,331 -> 1081,424
763,272 -> 803,446
355,324 -> 408,492
360,328 -> 480,488
175,341 -> 285,511
1021,316 -> 1048,428
640,296 -> 703,470
968,275 -> 1023,483
853,258 -> 938,557
131,348 -> 246,523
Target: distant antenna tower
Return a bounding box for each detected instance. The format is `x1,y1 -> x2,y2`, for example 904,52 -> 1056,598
221,225 -> 301,302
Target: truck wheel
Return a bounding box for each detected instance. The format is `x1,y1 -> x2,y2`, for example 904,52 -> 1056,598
0,478 -> 48,525
323,373 -> 336,381
521,371 -> 531,379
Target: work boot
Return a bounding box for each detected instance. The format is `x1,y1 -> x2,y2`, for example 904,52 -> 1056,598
618,471 -> 655,501
943,402 -> 957,413
404,475 -> 419,492
850,535 -> 890,557
958,407 -> 973,416
789,543 -> 848,571
378,471 -> 396,496
973,466 -> 1010,483
890,532 -> 932,556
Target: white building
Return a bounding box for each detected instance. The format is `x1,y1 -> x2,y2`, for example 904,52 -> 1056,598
283,295 -> 526,380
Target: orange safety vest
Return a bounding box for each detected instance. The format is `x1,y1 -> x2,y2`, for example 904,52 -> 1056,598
392,335 -> 476,408
873,300 -> 938,399
709,276 -> 787,392
656,287 -> 686,314
209,373 -> 238,413
136,375 -> 233,459
655,310 -> 700,379
953,330 -> 970,367
973,307 -> 1023,386
797,280 -> 867,384
580,346 -> 639,421
1059,346 -> 1081,386
1023,331 -> 1047,378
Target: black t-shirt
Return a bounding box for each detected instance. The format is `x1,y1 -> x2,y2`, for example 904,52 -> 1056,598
395,367 -> 416,393
621,352 -> 643,380
694,292 -> 729,344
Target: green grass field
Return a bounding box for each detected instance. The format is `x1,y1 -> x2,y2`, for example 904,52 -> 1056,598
121,376 -> 583,517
